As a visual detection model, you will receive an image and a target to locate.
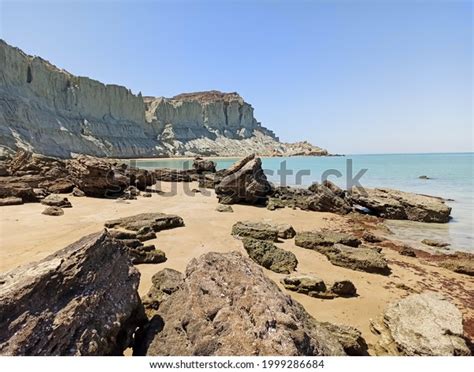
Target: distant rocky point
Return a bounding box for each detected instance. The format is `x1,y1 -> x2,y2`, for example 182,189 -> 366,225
0,40 -> 327,158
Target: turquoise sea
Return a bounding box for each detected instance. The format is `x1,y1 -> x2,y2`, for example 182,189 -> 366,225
135,153 -> 474,251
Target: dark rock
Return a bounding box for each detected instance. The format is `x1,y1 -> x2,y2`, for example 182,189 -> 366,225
330,280 -> 357,297
120,239 -> 144,249
67,155 -> 127,197
275,223 -> 296,239
193,158 -> 216,173
242,238 -> 298,274
153,168 -> 193,182
41,206 -> 64,216
419,175 -> 430,180
306,182 -> 352,214
135,251 -> 346,356
136,226 -> 157,241
0,231 -> 145,355
215,154 -> 272,205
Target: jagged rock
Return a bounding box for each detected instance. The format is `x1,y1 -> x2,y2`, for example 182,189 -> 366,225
437,253 -> 474,276
67,156 -> 123,197
129,248 -> 167,265
72,187 -> 85,197
0,178 -> 37,202
306,182 -> 352,214
105,213 -> 184,232
40,194 -> 72,208
324,244 -> 390,275
321,322 -> 368,356
214,154 -> 272,205
371,292 -> 470,356
216,204 -> 233,213
321,180 -> 345,198
41,178 -> 75,194
281,274 -> 357,299
193,157 -> 216,173
275,223 -> 296,239
41,206 -> 64,216
242,238 -> 298,274
0,231 -> 145,355
142,268 -> 184,315
350,187 -> 451,223
421,239 -> 450,248
232,220 -> 279,241
197,173 -> 219,189
0,196 -> 23,206
295,230 -> 361,250
135,251 -> 346,356
399,247 -> 416,257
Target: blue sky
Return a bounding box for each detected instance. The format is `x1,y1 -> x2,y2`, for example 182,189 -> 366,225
1,0 -> 472,154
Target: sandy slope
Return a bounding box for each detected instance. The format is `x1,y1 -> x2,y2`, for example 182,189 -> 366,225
0,182 -> 472,354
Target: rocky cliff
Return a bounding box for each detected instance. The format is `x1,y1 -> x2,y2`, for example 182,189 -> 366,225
0,40 -> 327,158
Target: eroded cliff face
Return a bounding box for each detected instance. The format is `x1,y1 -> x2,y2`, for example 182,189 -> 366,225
0,40 -> 326,158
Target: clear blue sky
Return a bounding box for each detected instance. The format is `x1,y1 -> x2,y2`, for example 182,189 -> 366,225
1,0 -> 472,154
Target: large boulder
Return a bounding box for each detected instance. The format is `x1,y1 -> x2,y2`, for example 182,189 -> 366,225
350,187 -> 452,223
0,231 -> 145,355
135,252 -> 347,356
214,154 -> 272,205
105,212 -> 184,232
306,182 -> 352,214
242,238 -> 298,274
371,292 -> 470,356
66,155 -> 123,197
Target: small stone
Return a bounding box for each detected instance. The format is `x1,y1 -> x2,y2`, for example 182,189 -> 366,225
421,239 -> 450,248
216,204 -> 233,213
40,194 -> 72,208
275,224 -> 296,239
72,187 -> 85,197
400,247 -> 416,257
142,192 -> 152,198
362,231 -> 383,243
41,206 -> 64,216
330,280 -> 357,297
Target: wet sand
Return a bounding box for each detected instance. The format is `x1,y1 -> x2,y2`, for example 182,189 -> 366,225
0,182 -> 473,353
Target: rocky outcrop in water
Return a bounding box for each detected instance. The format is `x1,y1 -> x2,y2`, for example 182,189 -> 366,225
135,251 -> 347,356
0,40 -> 327,158
0,231 -> 145,355
370,292 -> 470,356
350,187 -> 452,223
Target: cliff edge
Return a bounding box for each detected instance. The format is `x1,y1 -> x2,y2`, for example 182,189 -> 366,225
0,40 -> 327,158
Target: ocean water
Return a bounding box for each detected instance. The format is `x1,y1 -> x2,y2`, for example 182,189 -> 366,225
135,153 -> 474,251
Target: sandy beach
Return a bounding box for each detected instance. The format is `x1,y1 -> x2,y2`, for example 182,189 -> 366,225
1,181 -> 472,354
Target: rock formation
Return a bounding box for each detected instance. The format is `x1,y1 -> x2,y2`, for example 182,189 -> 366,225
349,187 -> 452,223
135,251 -> 347,356
0,231 -> 145,355
0,40 -> 327,158
215,154 -> 273,204
371,292 -> 471,356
